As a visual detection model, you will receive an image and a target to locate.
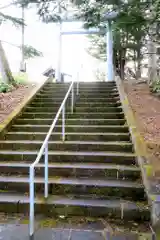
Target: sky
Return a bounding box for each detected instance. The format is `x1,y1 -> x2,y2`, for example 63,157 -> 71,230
0,1 -> 104,82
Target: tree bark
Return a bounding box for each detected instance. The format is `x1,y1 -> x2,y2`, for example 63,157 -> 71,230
148,37 -> 157,84
113,49 -> 120,75
0,41 -> 15,85
136,46 -> 141,79
134,50 -> 137,75
119,48 -> 126,80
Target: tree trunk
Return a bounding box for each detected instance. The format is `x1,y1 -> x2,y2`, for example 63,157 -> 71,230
134,50 -> 137,75
147,15 -> 157,84
119,48 -> 126,80
113,49 -> 120,75
0,41 -> 15,85
148,37 -> 157,84
0,52 -> 7,83
136,46 -> 141,79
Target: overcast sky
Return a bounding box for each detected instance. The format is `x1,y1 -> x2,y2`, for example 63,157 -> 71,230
0,1 -> 103,82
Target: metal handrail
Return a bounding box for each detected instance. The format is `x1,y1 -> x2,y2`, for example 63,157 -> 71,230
29,77 -> 79,237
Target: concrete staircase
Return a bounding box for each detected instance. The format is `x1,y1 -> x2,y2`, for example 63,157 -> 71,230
0,81 -> 150,235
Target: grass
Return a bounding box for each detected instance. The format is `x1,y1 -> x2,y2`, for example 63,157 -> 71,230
149,77 -> 160,93
14,73 -> 28,85
0,82 -> 13,93
0,73 -> 28,93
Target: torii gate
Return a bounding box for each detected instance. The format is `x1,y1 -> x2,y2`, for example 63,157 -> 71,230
55,12 -> 117,83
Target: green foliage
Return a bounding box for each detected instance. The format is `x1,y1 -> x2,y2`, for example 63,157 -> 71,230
87,35 -> 106,61
76,0 -> 152,79
0,12 -> 24,27
14,0 -> 38,7
23,45 -> 43,59
0,82 -> 13,93
14,73 -> 28,84
0,73 -> 28,93
0,5 -> 26,87
95,68 -> 105,81
14,0 -> 67,23
149,77 -> 160,93
14,0 -> 160,81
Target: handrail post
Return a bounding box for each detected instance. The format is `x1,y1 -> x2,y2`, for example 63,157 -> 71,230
29,166 -> 35,237
76,71 -> 79,95
71,83 -> 74,113
44,142 -> 48,198
62,104 -> 65,141
76,81 -> 79,95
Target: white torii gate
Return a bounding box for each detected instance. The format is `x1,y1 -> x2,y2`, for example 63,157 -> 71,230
55,21 -> 115,82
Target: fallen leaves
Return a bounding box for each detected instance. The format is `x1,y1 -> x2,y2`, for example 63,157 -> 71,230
0,84 -> 34,124
124,81 -> 160,177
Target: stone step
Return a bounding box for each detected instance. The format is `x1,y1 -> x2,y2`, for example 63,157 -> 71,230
74,106 -> 123,113
44,83 -> 116,89
34,93 -> 75,98
79,81 -> 116,84
0,162 -> 141,180
33,96 -> 120,103
30,101 -> 121,108
24,106 -> 122,113
78,96 -> 120,101
30,101 -> 70,108
40,85 -> 69,90
78,91 -> 119,96
41,84 -> 69,88
34,95 -> 73,101
42,85 -> 70,91
40,88 -> 118,94
25,106 -> 60,113
15,118 -> 126,126
0,140 -> 133,152
39,89 -> 70,95
20,112 -> 58,119
45,82 -> 69,86
20,112 -> 125,119
0,193 -> 149,221
78,86 -> 118,90
46,82 -> 116,87
33,96 -> 71,102
78,85 -> 117,90
0,176 -> 145,201
0,150 -> 136,165
76,101 -> 121,107
38,89 -> 69,95
43,82 -> 69,86
36,92 -> 119,98
42,89 -> 118,95
5,132 -> 130,142
11,124 -> 129,133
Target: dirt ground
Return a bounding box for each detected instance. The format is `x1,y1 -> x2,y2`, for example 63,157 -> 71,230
0,84 -> 35,124
124,81 -> 160,176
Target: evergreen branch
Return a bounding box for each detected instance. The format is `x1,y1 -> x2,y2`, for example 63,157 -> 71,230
0,12 -> 25,27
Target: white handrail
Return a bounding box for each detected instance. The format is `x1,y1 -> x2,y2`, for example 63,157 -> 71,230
29,78 -> 79,237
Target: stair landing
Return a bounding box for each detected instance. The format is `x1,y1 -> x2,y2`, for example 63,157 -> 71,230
0,214 -> 152,240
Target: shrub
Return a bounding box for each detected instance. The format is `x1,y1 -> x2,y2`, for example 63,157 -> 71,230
0,73 -> 28,93
0,82 -> 13,93
149,77 -> 160,93
14,73 -> 28,85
